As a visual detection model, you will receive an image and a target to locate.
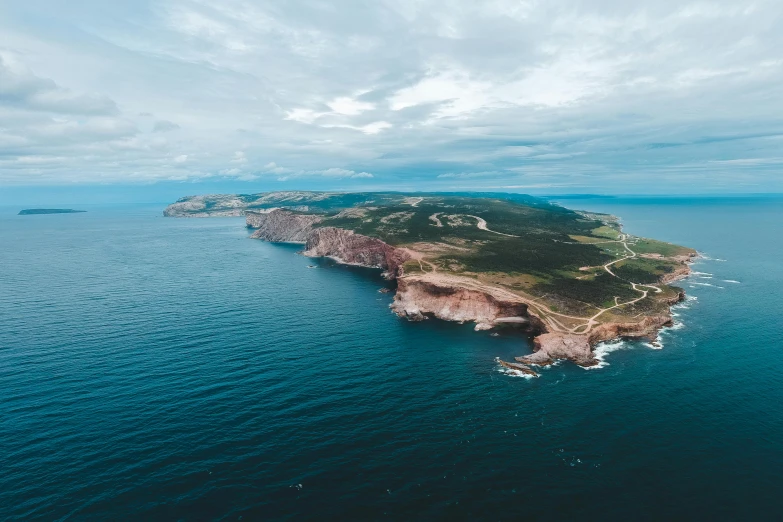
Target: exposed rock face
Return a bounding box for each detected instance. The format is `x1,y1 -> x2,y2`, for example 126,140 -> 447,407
515,314 -> 673,367
164,195 -> 248,217
163,191 -> 345,217
246,209 -> 410,278
391,275 -> 544,332
246,209 -> 322,242
519,334 -> 594,366
304,227 -> 410,279
661,264 -> 692,284
245,207 -> 689,372
498,360 -> 539,377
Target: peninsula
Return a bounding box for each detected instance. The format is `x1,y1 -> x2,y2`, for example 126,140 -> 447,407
165,192 -> 696,376
18,209 -> 86,215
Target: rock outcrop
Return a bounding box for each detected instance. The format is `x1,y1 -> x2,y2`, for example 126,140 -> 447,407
498,360 -> 539,377
391,274 -> 544,332
246,209 -> 322,242
303,227 -> 410,279
246,209 -> 410,279
515,314 -> 674,367
164,195 -> 248,217
661,264 -> 692,284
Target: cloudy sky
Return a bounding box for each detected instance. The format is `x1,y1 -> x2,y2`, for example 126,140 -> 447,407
2,0 -> 783,194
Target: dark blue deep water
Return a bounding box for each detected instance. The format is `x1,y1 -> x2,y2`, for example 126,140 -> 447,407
2,196 -> 782,521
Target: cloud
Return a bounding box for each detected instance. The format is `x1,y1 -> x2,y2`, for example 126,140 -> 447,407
153,120 -> 180,132
0,54 -> 118,115
267,165 -> 374,180
0,0 -> 782,192
321,167 -> 374,178
327,96 -> 375,115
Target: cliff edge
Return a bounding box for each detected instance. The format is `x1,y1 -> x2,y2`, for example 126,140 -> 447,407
165,192 -> 697,377
242,204 -> 695,377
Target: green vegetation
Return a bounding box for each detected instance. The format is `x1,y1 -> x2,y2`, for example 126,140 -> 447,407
168,191 -> 693,318
534,273 -> 640,310
632,238 -> 695,258
612,258 -> 679,284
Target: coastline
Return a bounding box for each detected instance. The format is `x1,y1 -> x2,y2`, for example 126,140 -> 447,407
240,207 -> 695,376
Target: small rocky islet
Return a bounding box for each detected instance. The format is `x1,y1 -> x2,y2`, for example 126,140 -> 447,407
18,209 -> 86,215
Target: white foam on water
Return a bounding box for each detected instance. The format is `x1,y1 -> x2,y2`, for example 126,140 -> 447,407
665,320 -> 685,331
584,339 -> 629,370
689,282 -> 724,288
692,271 -> 713,276
723,279 -> 741,284
497,367 -> 536,380
494,358 -> 536,379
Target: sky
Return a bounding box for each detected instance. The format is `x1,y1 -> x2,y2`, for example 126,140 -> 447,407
1,0 -> 783,200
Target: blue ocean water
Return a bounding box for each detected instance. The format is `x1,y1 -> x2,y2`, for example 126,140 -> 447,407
1,196 -> 782,521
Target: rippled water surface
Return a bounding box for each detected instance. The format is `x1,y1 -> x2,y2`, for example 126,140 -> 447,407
2,197 -> 782,520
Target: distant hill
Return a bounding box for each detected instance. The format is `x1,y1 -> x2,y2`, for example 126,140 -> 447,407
18,209 -> 86,215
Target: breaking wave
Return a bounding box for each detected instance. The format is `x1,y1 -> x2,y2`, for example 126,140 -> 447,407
584,339 -> 629,370
495,358 -> 536,379
689,282 -> 724,288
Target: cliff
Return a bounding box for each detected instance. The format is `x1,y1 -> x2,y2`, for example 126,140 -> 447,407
518,314 -> 673,368
247,209 -> 322,242
231,192 -> 697,377
246,209 -> 410,278
391,274 -> 544,332
392,273 -> 678,372
304,228 -> 410,279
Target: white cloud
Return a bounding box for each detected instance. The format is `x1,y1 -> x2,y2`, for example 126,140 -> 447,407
359,121 -> 392,134
1,0 -> 783,191
285,108 -> 323,124
0,54 -> 118,115
320,167 -> 374,178
327,96 -> 375,115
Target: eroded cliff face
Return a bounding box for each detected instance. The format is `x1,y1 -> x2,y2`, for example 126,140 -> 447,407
304,227 -> 410,279
247,208 -> 688,376
517,314 -> 674,368
246,209 -> 411,278
246,209 -> 322,242
391,275 -> 545,332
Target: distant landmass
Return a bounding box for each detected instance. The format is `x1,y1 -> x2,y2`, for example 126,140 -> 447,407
18,209 -> 86,215
165,191 -> 696,376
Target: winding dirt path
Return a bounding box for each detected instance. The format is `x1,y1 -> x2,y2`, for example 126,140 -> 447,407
406,225 -> 665,335
465,215 -> 519,237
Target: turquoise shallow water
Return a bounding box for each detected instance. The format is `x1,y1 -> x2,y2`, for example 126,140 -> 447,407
1,196 -> 782,521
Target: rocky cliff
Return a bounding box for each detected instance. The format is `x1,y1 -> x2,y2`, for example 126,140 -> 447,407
245,207 -> 690,377
518,314 -> 673,368
391,274 -> 544,332
304,228 -> 410,279
246,209 -> 410,278
246,209 -> 322,242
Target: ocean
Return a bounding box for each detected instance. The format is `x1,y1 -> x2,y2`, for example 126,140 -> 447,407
1,196 -> 782,520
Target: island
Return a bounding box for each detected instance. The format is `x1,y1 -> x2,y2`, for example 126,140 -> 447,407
18,209 -> 86,215
165,192 -> 697,376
